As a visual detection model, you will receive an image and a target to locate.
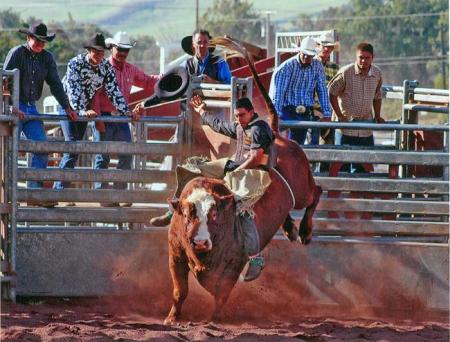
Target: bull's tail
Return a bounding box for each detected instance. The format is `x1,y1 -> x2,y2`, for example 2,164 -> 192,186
211,36 -> 279,133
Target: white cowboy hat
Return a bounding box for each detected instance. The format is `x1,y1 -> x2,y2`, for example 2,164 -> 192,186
105,31 -> 136,49
297,36 -> 317,56
315,31 -> 340,51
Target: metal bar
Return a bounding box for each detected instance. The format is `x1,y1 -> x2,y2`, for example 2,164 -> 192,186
414,88 -> 449,96
203,100 -> 232,108
312,218 -> 449,237
19,114 -> 184,123
16,226 -> 168,233
17,207 -> 158,223
18,168 -> 174,183
317,198 -> 449,215
279,121 -> 448,131
245,77 -> 253,101
304,149 -> 448,165
19,140 -> 180,154
17,189 -> 172,203
382,86 -> 449,96
193,89 -> 231,98
413,94 -> 449,104
403,104 -> 448,113
196,83 -> 232,90
9,68 -> 19,302
315,177 -> 449,194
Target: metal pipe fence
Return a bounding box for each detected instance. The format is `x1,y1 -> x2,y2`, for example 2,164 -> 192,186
1,71 -> 449,301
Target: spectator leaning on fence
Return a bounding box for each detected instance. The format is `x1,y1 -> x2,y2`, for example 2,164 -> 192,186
88,32 -> 160,207
328,41 -> 384,173
3,22 -> 77,206
313,31 -> 340,145
269,36 -> 332,146
53,33 -> 129,191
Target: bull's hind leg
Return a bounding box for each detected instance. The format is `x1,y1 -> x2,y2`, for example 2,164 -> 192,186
281,213 -> 299,242
164,255 -> 190,325
299,185 -> 322,245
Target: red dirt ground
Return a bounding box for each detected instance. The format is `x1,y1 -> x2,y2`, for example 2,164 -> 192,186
2,297 -> 449,341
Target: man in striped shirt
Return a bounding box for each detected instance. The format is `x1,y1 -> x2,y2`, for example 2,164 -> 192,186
328,42 -> 384,172
90,32 -> 160,207
269,36 -> 331,145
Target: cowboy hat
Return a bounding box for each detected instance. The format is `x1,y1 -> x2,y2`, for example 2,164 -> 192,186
315,31 -> 340,51
297,36 -> 317,56
142,66 -> 190,108
19,22 -> 55,42
83,32 -> 107,50
105,31 -> 136,49
181,30 -> 215,55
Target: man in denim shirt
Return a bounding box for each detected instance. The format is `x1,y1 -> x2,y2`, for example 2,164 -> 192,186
269,36 -> 331,145
3,22 -> 77,205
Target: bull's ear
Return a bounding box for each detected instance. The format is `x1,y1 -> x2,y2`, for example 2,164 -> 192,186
217,194 -> 235,211
170,199 -> 182,214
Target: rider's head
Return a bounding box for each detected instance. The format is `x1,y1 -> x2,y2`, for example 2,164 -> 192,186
234,97 -> 254,128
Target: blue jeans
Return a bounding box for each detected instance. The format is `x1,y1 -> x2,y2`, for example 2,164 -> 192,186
92,114 -> 132,190
280,106 -> 316,146
18,102 -> 48,188
53,108 -> 88,190
341,134 -> 374,173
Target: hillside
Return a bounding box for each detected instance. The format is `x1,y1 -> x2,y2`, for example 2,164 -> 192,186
1,0 -> 349,42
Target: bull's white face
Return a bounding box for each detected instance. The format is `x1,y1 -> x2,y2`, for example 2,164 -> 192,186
185,188 -> 215,252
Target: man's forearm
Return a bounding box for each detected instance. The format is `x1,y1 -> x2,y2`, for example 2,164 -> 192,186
373,99 -> 382,118
329,94 -> 343,119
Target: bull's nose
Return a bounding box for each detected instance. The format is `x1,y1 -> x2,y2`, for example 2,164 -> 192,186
192,239 -> 211,251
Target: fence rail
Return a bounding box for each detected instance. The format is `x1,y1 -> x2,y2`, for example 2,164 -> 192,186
1,71 -> 448,303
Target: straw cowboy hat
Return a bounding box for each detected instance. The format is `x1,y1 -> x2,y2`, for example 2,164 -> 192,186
315,31 -> 340,51
83,32 -> 108,50
142,66 -> 189,108
297,36 -> 317,56
105,31 -> 136,49
19,22 -> 55,42
181,31 -> 215,55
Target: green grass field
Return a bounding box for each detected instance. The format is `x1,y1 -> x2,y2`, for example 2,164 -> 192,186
1,0 -> 349,39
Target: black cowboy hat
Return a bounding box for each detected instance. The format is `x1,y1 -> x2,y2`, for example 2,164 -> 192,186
83,32 -> 107,51
19,22 -> 55,42
181,32 -> 215,56
142,67 -> 190,108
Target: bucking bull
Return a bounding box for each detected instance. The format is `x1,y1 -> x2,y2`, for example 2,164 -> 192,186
164,37 -> 322,324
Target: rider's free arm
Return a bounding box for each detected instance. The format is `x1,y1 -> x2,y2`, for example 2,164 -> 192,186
200,111 -> 237,139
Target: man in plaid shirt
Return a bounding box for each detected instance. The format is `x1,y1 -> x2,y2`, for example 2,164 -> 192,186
269,37 -> 331,146
328,42 -> 384,173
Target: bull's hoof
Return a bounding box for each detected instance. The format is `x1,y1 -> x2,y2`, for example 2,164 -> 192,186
298,231 -> 313,245
284,227 -> 299,242
163,316 -> 177,325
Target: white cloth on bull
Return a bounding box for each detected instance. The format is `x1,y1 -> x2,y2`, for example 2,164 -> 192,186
223,169 -> 271,216
181,156 -> 271,215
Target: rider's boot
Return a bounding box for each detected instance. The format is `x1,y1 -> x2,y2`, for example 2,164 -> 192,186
240,212 -> 265,282
243,253 -> 265,282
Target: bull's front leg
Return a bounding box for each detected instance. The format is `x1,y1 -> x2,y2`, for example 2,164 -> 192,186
164,254 -> 190,325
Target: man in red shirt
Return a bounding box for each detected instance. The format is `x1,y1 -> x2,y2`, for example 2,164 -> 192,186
92,32 -> 160,206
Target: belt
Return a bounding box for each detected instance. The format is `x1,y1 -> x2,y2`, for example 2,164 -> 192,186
20,101 -> 35,106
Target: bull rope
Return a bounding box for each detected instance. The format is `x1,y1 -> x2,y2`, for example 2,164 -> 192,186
270,167 -> 296,209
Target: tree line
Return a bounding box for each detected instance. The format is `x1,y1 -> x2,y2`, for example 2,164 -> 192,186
1,0 -> 448,88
